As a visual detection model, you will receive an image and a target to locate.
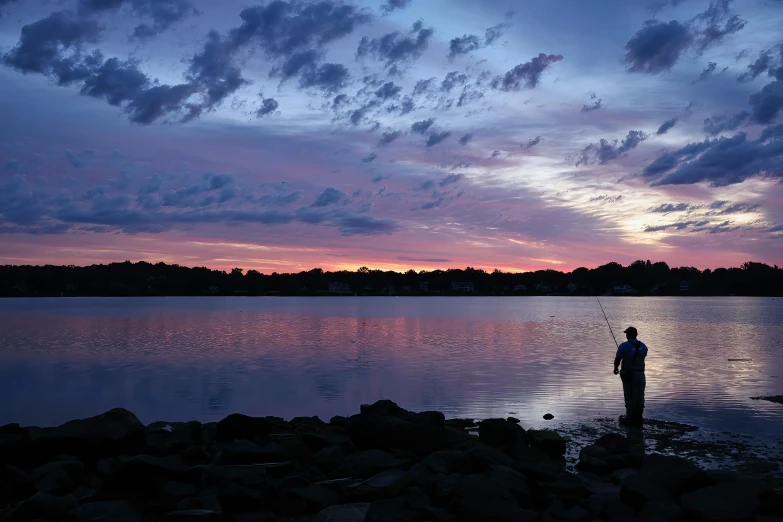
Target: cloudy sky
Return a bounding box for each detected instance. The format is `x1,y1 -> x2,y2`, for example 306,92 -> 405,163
0,0 -> 782,272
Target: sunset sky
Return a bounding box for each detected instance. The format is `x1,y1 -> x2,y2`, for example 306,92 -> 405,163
0,0 -> 782,273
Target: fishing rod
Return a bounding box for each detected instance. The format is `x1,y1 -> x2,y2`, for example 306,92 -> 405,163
596,296 -> 619,348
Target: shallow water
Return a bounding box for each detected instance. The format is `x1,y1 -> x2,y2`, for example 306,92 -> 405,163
0,296 -> 781,436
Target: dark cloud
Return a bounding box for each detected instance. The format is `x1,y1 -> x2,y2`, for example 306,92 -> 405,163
524,136 -> 542,149
644,220 -> 710,232
411,118 -> 435,134
299,63 -> 350,93
656,117 -> 678,135
397,256 -> 452,263
645,131 -> 783,186
748,81 -> 783,124
576,130 -> 648,166
448,34 -> 481,59
80,57 -> 149,105
311,187 -> 346,207
356,22 -> 434,70
413,78 -> 435,95
624,20 -> 692,74
441,71 -> 468,92
648,202 -> 698,213
380,0 -> 411,14
581,98 -> 602,113
361,153 -> 377,163
125,83 -> 198,124
333,215 -> 398,235
738,49 -> 782,82
185,31 -> 247,117
758,123 -> 783,143
491,53 -> 564,90
458,133 -> 473,146
438,173 -> 464,187
694,15 -> 745,53
589,195 -> 622,204
2,11 -> 103,84
426,131 -> 451,147
375,81 -> 402,99
420,197 -> 444,210
710,202 -> 760,215
697,61 -> 717,81
415,180 -> 435,191
78,0 -> 198,40
257,97 -> 279,117
378,130 -> 403,146
703,111 -> 748,135
484,24 -> 505,46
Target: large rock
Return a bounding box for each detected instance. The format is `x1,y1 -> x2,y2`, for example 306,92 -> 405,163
214,438 -> 311,465
620,474 -> 673,512
302,430 -> 351,451
164,510 -> 225,521
333,449 -> 410,479
314,503 -> 370,522
637,454 -> 714,497
0,464 -> 36,504
346,469 -> 412,500
214,414 -> 286,442
29,459 -> 85,495
450,473 -> 528,522
478,419 -> 526,449
681,480 -> 771,521
72,500 -> 142,522
343,413 -> 444,455
417,450 -> 473,476
26,408 -> 145,459
146,421 -> 202,456
365,497 -> 417,522
541,498 -> 590,522
594,433 -> 633,455
526,430 -> 567,458
1,491 -> 78,522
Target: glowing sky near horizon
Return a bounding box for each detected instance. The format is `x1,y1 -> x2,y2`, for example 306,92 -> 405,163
0,0 -> 782,273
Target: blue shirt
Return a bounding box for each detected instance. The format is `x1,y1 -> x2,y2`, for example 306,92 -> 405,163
615,339 -> 648,372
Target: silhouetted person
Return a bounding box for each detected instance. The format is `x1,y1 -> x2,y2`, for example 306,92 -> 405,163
613,326 -> 647,426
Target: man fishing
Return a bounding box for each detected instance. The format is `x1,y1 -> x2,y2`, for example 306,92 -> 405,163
613,327 -> 648,426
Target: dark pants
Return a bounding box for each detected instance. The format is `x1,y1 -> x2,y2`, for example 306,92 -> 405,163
621,371 -> 646,421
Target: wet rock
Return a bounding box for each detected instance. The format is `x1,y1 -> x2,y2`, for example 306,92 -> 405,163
514,459 -> 568,483
313,445 -> 347,471
365,497 -> 417,522
543,414 -> 555,420
638,499 -> 683,522
0,464 -> 36,504
333,449 -> 410,479
611,468 -> 638,485
526,429 -> 566,458
26,408 -> 145,459
637,454 -> 714,497
214,414 -> 284,443
485,465 -> 533,508
450,472 -> 529,522
285,485 -> 342,513
197,464 -> 270,489
213,477 -> 264,513
541,498 -> 590,522
291,416 -> 327,430
164,509 -> 225,521
346,469 -> 412,500
507,417 -> 521,424
146,421 -> 202,457
29,459 -> 85,495
315,478 -> 363,496
1,491 -> 78,522
302,431 -> 351,451
595,433 -> 633,455
590,495 -> 634,520
418,450 -> 473,476
463,442 -> 514,469
72,500 -> 142,522
478,419 -> 526,449
343,413 -> 443,455
620,474 -> 672,512
313,503 -> 370,522
444,419 -> 476,431
681,480 -> 771,521
328,416 -> 347,428
218,439 -> 312,464
98,454 -> 190,498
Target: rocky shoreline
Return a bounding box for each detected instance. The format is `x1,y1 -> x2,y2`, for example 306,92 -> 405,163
1,402 -> 782,522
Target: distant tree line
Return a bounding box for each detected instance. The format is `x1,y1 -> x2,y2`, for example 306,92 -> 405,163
0,260 -> 780,297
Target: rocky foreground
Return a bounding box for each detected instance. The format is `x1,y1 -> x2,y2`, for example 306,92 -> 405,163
0,402 -> 781,522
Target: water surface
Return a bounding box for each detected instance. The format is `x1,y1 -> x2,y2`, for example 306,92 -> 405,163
0,296 -> 781,437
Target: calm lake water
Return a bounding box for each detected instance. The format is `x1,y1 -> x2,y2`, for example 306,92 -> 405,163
0,297 -> 781,437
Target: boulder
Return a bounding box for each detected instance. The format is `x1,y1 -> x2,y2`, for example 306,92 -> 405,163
343,413 -> 443,455
1,491 -> 78,522
444,419 -> 477,431
29,459 -> 85,495
478,419 -> 526,449
514,459 -> 567,483
346,469 -> 412,500
314,503 -> 370,522
313,445 -> 347,471
485,465 -> 533,508
681,480 -> 771,521
197,463 -> 275,489
637,454 -> 714,497
164,510 -> 225,521
332,450 -> 410,479
161,481 -> 198,507
72,500 -> 142,522
214,414 -> 284,443
541,498 -> 590,522
212,477 -> 264,513
543,414 -> 555,421
417,450 -> 473,476
450,473 -> 528,522
595,433 -> 633,454
620,474 -> 672,512
526,430 -> 566,458
284,485 -> 342,513
146,422 -> 202,456
638,499 -> 683,522
329,416 -> 348,428
26,408 -> 145,459
302,431 -> 351,451
0,464 -> 36,504
365,497 -> 417,522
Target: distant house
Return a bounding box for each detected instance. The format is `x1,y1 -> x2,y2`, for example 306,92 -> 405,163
419,281 -> 429,292
535,282 -> 551,293
567,282 -> 578,293
402,285 -> 412,293
513,284 -> 528,292
649,283 -> 665,294
612,284 -> 634,294
451,282 -> 475,292
328,282 -> 351,294
679,280 -> 692,293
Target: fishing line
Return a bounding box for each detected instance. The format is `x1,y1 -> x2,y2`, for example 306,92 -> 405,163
596,296 -> 619,348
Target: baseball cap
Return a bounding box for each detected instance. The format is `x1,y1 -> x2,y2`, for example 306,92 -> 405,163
623,326 -> 638,336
